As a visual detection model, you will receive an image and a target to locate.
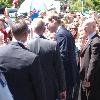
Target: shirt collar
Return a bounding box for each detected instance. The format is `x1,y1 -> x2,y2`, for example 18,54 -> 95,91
32,33 -> 39,38
56,26 -> 61,33
87,32 -> 96,40
32,33 -> 44,38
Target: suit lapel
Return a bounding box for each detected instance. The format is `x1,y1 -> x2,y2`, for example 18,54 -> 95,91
81,38 -> 93,55
81,34 -> 98,54
81,41 -> 90,54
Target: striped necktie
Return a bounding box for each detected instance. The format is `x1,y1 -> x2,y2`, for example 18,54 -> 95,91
83,37 -> 88,47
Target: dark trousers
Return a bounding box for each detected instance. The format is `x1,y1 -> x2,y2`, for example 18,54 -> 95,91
66,86 -> 74,100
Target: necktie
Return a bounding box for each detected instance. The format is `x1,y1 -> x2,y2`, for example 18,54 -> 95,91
83,37 -> 88,47
80,37 -> 89,71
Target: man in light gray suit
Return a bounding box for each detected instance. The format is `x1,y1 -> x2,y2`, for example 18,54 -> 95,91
28,18 -> 66,100
79,18 -> 100,100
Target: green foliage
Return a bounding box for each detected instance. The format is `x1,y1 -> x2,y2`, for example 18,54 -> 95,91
0,0 -> 99,12
18,0 -> 24,7
92,0 -> 100,12
68,0 -> 100,12
70,0 -> 82,12
0,0 -> 12,7
0,0 -> 24,8
84,0 -> 94,11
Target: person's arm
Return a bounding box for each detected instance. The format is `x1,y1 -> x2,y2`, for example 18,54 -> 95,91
4,8 -> 13,27
87,39 -> 100,82
53,42 -> 66,100
30,56 -> 46,100
56,33 -> 68,64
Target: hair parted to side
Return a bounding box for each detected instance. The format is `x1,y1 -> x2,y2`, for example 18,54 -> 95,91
11,20 -> 28,37
31,18 -> 45,32
47,14 -> 61,25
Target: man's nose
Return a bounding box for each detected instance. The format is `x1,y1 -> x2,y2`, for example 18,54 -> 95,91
45,23 -> 49,26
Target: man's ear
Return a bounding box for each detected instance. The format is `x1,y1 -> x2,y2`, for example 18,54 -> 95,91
25,33 -> 28,38
93,25 -> 96,29
52,19 -> 58,25
52,19 -> 55,23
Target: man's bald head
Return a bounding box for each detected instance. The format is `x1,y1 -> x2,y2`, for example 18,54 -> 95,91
83,18 -> 96,27
82,18 -> 96,36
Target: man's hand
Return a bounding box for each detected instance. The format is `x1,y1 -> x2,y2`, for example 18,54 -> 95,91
59,90 -> 66,100
82,80 -> 90,90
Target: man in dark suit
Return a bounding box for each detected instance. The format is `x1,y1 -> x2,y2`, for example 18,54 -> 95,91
79,18 -> 100,100
47,14 -> 79,100
28,18 -> 66,100
0,20 -> 46,100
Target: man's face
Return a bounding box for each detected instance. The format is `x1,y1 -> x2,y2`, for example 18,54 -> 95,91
47,19 -> 57,33
83,23 -> 89,33
82,19 -> 96,36
82,22 -> 92,36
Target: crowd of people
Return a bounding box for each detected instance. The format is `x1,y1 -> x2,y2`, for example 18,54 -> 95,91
0,6 -> 100,100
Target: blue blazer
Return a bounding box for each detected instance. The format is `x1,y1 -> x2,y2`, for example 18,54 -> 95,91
56,26 -> 78,89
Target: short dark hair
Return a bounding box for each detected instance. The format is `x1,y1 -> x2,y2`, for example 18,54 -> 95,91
48,15 -> 61,24
11,20 -> 28,36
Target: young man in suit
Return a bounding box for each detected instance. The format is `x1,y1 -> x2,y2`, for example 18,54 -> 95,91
47,14 -> 79,100
0,20 -> 46,100
28,18 -> 66,100
79,18 -> 100,100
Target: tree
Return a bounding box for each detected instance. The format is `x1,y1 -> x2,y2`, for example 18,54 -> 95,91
92,0 -> 100,12
67,0 -> 100,12
0,0 -> 24,8
0,0 -> 12,7
69,0 -> 84,12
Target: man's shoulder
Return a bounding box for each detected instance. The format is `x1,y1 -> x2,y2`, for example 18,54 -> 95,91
0,43 -> 37,62
24,48 -> 37,58
57,26 -> 71,36
0,45 -> 38,70
0,44 -> 10,54
91,34 -> 100,45
40,38 -> 57,49
29,37 -> 57,45
23,51 -> 38,66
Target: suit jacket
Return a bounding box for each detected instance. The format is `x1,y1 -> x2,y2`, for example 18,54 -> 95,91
28,35 -> 66,100
56,26 -> 78,90
0,42 -> 46,100
80,34 -> 100,100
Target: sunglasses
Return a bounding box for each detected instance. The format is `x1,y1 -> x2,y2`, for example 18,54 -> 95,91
70,28 -> 77,30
